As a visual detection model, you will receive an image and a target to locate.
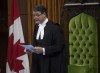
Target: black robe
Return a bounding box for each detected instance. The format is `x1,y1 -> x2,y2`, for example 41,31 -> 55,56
31,20 -> 67,73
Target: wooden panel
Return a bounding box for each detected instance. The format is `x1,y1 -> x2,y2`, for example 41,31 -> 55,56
0,32 -> 8,73
0,0 -> 8,32
18,0 -> 28,43
0,0 -> 8,72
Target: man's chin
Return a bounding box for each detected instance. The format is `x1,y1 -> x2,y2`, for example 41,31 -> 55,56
35,21 -> 40,24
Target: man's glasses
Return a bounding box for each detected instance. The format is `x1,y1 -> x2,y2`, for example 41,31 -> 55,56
33,13 -> 43,17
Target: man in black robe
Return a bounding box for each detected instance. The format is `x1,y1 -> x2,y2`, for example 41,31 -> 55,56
31,5 -> 67,73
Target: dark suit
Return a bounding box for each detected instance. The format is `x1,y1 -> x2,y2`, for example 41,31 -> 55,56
32,20 -> 67,73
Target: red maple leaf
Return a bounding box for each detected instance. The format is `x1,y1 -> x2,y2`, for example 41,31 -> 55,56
8,35 -> 26,73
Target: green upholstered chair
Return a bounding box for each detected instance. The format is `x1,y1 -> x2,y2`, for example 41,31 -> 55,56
68,13 -> 98,73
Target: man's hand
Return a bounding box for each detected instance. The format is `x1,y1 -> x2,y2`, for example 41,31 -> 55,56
34,47 -> 43,54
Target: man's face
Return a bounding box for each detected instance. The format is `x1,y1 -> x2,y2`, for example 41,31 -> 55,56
33,11 -> 46,24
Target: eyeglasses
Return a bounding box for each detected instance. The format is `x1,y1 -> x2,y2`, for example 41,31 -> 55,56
33,13 -> 43,17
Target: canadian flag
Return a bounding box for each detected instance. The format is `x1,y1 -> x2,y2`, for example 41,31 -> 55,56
6,0 -> 30,73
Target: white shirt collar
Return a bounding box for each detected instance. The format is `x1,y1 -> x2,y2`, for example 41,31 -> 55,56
36,18 -> 48,40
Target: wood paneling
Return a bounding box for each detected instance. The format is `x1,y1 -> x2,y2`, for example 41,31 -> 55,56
0,33 -> 8,73
0,0 -> 8,73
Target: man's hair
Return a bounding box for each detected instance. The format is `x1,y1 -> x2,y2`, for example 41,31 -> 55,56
33,5 -> 48,14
